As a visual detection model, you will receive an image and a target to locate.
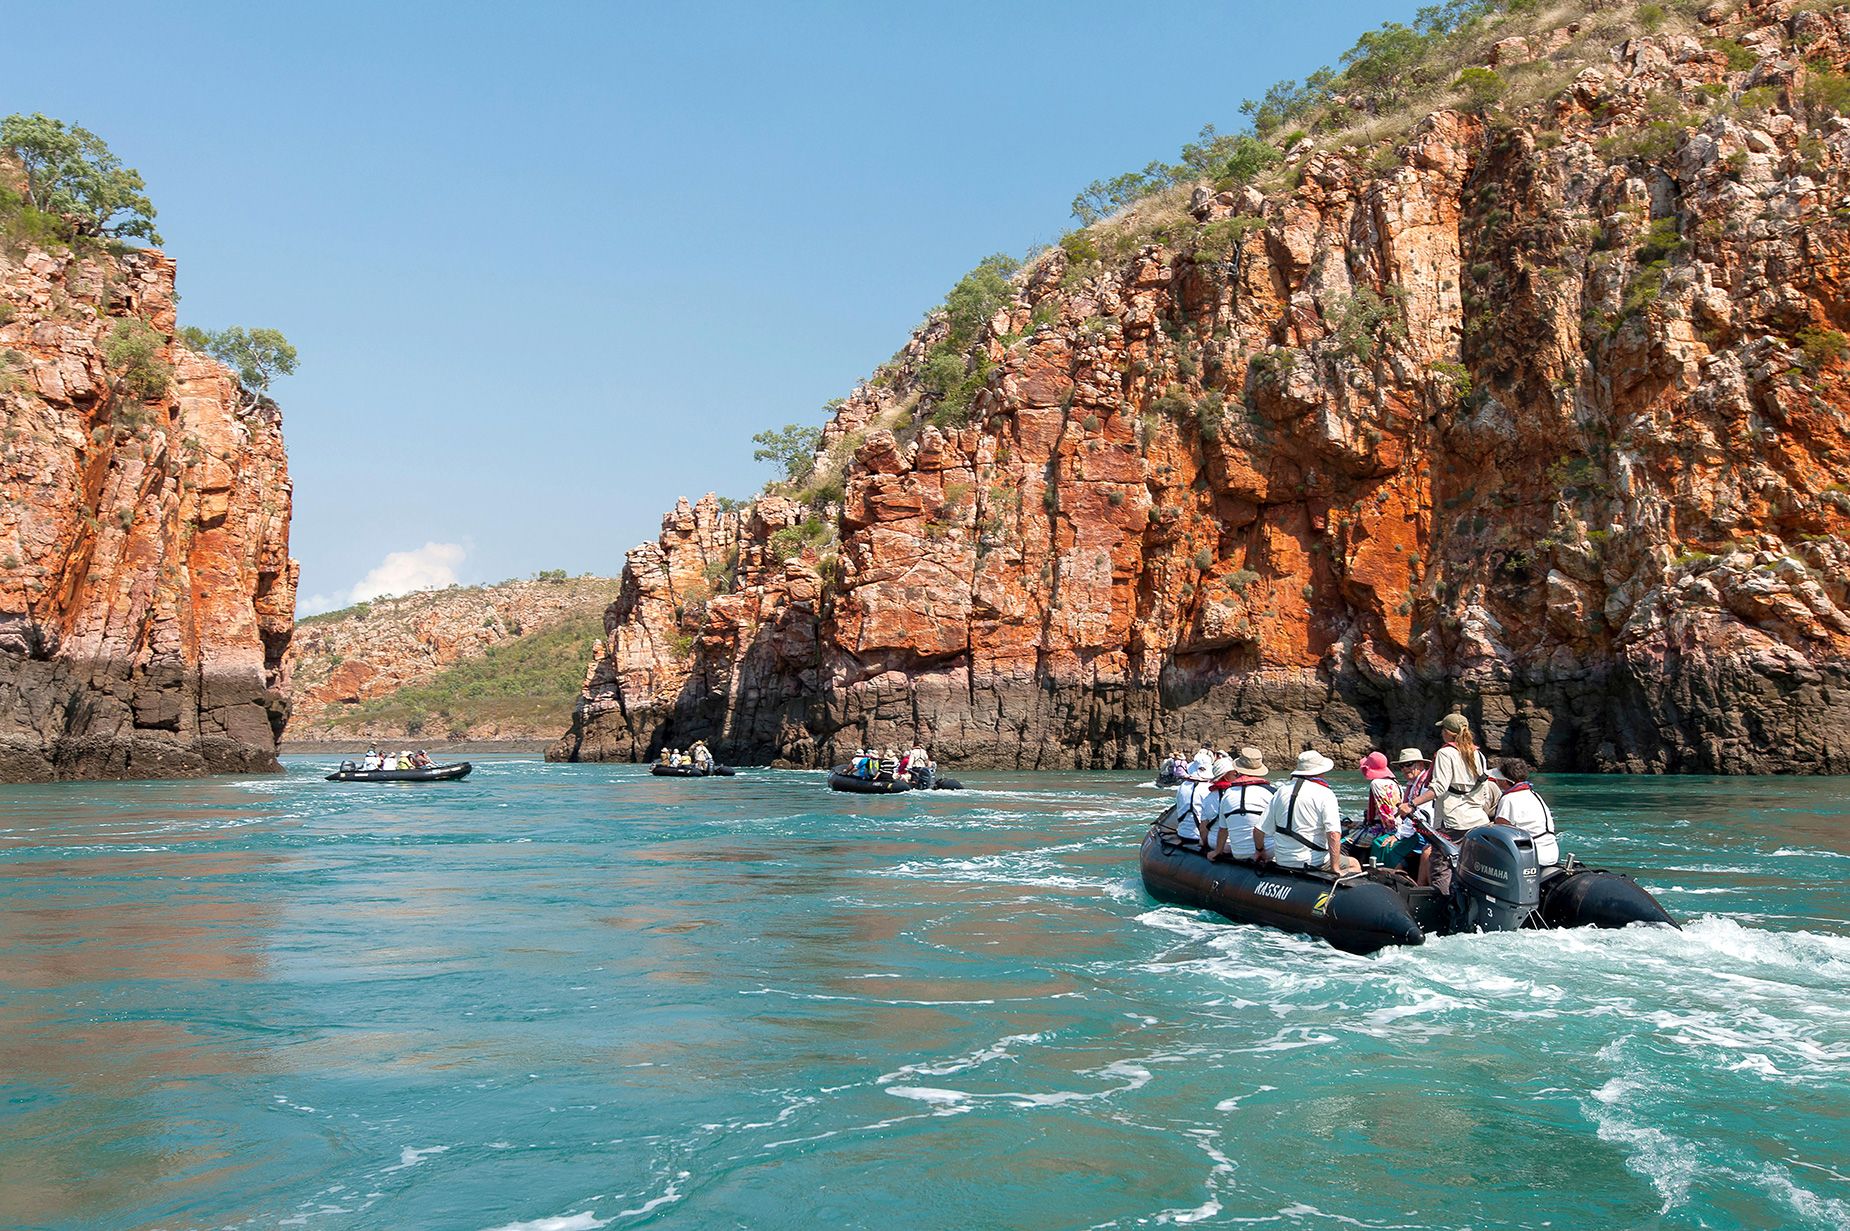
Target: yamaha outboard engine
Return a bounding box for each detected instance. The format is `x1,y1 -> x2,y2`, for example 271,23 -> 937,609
1453,826 -> 1542,932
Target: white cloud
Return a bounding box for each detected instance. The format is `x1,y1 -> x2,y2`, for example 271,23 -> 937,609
299,542 -> 468,615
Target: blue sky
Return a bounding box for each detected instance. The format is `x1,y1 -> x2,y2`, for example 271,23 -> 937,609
9,0 -> 1421,611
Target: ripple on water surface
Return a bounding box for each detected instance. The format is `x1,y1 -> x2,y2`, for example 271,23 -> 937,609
0,761 -> 1844,1230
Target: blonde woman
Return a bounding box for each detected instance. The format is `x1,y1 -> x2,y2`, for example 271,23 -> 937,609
1411,713 -> 1501,893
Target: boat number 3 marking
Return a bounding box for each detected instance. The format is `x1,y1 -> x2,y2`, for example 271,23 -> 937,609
1255,882 -> 1292,901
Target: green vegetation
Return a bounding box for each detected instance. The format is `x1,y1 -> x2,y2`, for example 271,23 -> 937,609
921,253 -> 1018,426
337,611 -> 606,737
0,348 -> 25,394
1804,64 -> 1850,116
1329,287 -> 1407,361
180,326 -> 298,409
1195,390 -> 1225,436
769,515 -> 832,560
1,113 -> 160,244
1708,37 -> 1758,72
103,317 -> 170,401
751,421 -> 822,481
1796,326 -> 1849,371
1634,216 -> 1684,265
1454,67 -> 1506,111
1193,215 -> 1263,262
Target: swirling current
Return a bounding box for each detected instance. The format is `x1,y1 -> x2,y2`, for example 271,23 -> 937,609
0,758 -> 1844,1230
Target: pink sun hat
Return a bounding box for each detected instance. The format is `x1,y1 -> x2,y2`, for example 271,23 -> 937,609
1358,751 -> 1394,780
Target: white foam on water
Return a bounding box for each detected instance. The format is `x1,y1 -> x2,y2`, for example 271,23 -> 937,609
616,1171 -> 690,1218
482,1215 -> 608,1231
883,1085 -> 968,1105
381,1144 -> 448,1173
877,1031 -> 1045,1084
1768,845 -> 1848,860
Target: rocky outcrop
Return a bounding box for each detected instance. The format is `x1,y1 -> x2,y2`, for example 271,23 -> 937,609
0,232 -> 295,780
287,575 -> 616,741
555,1 -> 1850,774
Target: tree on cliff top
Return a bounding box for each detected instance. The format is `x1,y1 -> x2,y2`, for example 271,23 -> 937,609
0,113 -> 161,245
180,326 -> 298,412
752,422 -> 822,482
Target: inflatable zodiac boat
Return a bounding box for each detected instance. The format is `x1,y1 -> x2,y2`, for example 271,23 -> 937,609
650,763 -> 736,777
326,761 -> 472,783
1140,811 -> 1676,954
827,766 -> 964,793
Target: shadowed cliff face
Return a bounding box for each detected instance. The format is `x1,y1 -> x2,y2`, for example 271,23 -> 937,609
557,1 -> 1850,774
0,237 -> 296,780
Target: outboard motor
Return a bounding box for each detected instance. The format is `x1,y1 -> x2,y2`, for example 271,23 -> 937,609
1452,826 -> 1542,932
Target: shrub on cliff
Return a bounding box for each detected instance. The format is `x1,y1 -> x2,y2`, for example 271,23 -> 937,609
1,113 -> 160,245
919,254 -> 1018,427
103,318 -> 170,401
1454,67 -> 1507,111
179,326 -> 297,412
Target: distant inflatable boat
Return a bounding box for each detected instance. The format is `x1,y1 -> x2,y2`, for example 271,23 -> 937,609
827,766 -> 964,794
1140,811 -> 1675,955
650,763 -> 736,777
326,761 -> 472,783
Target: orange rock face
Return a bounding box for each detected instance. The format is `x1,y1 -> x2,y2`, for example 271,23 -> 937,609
556,2 -> 1850,773
0,237 -> 295,780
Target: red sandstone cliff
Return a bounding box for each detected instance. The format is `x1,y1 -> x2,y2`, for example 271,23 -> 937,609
0,230 -> 295,779
555,1 -> 1850,774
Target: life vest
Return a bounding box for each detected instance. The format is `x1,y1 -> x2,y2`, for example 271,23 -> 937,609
1270,777 -> 1331,855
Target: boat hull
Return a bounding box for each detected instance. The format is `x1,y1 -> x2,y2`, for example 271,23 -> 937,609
1140,828 -> 1428,954
650,764 -> 736,777
1141,822 -> 1677,953
828,769 -> 913,794
326,762 -> 472,783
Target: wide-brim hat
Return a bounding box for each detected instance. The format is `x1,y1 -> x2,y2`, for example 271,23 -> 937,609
1292,749 -> 1335,777
1359,751 -> 1393,780
1392,747 -> 1428,766
1487,764 -> 1513,782
1233,747 -> 1268,775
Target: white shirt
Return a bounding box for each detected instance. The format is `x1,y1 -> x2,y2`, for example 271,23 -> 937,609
1208,779 -> 1274,859
1261,776 -> 1342,868
1175,779 -> 1215,840
1174,752 -> 1215,827
1496,786 -> 1559,866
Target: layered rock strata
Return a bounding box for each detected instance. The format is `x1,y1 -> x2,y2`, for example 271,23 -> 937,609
0,235 -> 295,780
555,1 -> 1850,773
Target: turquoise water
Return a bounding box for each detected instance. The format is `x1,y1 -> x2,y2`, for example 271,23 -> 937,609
1,758 -> 1845,1231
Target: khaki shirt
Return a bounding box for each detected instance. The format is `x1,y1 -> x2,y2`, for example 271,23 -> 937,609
1432,745 -> 1499,831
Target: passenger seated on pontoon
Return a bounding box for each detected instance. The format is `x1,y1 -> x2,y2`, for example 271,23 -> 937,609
853,749 -> 876,779
880,747 -> 900,778
1206,748 -> 1273,860
691,741 -> 712,770
396,752 -> 413,770
1257,749 -> 1360,875
360,747 -> 384,771
1491,760 -> 1558,867
1172,746 -> 1216,840
411,750 -> 432,769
